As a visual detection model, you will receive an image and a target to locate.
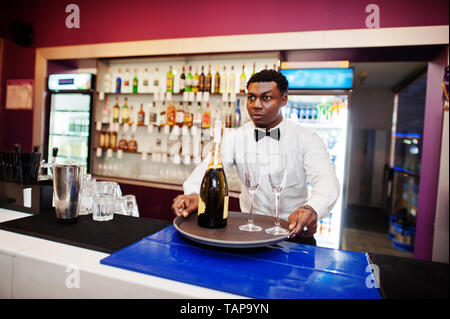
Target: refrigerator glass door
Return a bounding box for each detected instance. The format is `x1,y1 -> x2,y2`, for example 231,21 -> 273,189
48,93 -> 91,170
285,94 -> 349,249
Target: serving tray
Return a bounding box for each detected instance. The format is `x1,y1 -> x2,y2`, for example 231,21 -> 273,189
173,211 -> 294,248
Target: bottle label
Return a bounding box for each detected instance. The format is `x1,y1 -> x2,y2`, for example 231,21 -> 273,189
180,79 -> 186,89
223,195 -> 229,219
202,112 -> 211,128
176,111 -> 184,123
149,112 -> 157,123
143,80 -> 148,86
198,196 -> 206,215
193,78 -> 199,87
113,108 -> 120,120
138,113 -> 145,123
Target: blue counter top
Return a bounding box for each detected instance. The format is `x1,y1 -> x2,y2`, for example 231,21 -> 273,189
100,226 -> 381,299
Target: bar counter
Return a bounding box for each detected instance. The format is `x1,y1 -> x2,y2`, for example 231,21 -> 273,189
0,208 -> 448,299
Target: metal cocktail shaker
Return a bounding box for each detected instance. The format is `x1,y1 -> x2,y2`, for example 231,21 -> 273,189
53,164 -> 84,223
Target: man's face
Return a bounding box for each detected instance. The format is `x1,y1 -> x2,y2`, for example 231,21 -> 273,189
246,81 -> 287,129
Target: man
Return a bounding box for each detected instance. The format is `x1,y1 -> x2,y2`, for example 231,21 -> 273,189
171,70 -> 340,245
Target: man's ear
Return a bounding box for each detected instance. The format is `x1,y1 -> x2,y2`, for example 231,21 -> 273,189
281,93 -> 288,106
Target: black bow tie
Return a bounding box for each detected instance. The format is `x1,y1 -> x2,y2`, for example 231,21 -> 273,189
254,128 -> 281,142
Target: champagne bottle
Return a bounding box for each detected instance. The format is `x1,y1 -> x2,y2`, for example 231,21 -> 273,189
198,120 -> 229,228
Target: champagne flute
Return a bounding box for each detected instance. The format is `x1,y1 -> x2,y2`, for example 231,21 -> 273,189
239,152 -> 262,232
266,152 -> 289,235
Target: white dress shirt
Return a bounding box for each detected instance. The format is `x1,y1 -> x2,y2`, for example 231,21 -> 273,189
183,117 -> 340,222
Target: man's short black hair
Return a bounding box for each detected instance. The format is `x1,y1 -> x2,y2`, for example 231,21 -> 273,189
246,69 -> 289,94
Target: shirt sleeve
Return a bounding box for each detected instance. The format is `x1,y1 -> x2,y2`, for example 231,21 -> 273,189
302,129 -> 340,221
183,129 -> 235,195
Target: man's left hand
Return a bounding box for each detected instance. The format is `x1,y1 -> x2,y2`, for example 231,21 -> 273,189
288,206 -> 318,238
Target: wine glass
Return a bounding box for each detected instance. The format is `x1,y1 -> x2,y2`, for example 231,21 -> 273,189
239,152 -> 262,232
266,152 -> 289,235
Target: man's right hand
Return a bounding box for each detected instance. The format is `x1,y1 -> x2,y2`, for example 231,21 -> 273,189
171,194 -> 199,218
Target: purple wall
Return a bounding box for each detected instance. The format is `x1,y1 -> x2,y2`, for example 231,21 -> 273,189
1,0 -> 448,151
414,46 -> 448,261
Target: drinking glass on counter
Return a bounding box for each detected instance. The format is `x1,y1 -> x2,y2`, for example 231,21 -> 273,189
115,194 -> 139,217
92,181 -> 122,221
79,175 -> 96,215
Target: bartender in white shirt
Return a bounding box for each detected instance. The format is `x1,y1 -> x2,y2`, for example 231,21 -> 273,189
171,70 -> 340,245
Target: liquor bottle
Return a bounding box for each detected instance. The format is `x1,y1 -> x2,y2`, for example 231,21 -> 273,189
199,65 -> 205,92
103,129 -> 110,150
112,97 -> 120,123
176,102 -> 185,127
121,97 -> 130,125
118,134 -> 128,151
159,101 -> 167,127
138,103 -> 146,126
193,102 -> 202,127
167,101 -> 176,127
123,69 -> 131,93
153,67 -> 160,93
220,66 -> 227,94
198,120 -> 229,228
99,128 -> 106,149
228,65 -> 235,94
206,64 -> 212,93
166,65 -> 174,93
128,134 -> 138,152
184,102 -> 193,128
233,99 -> 241,128
110,131 -> 118,150
225,102 -> 232,128
239,64 -> 246,94
128,105 -> 135,125
115,68 -> 122,93
103,67 -> 113,93
142,68 -> 150,93
132,69 -> 139,93
149,101 -> 158,126
214,65 -> 220,94
202,102 -> 211,129
179,65 -> 186,93
102,97 -> 111,124
252,62 -> 256,76
192,66 -> 199,93
185,65 -> 193,92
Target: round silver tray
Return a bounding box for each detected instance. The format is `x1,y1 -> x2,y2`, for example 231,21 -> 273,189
173,211 -> 294,248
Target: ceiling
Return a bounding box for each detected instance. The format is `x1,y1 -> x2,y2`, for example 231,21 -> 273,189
350,62 -> 427,90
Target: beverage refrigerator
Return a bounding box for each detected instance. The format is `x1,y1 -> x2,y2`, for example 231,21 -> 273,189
280,68 -> 354,249
46,73 -> 95,171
